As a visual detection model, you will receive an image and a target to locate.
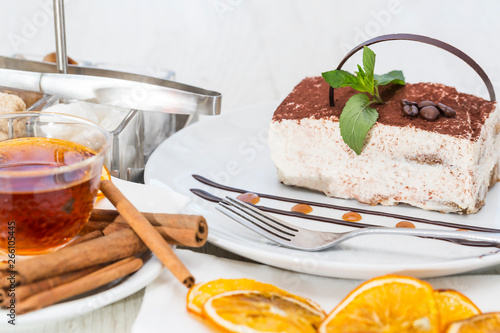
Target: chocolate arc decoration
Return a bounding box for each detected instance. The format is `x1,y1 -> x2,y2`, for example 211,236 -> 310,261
191,174 -> 500,234
329,33 -> 496,106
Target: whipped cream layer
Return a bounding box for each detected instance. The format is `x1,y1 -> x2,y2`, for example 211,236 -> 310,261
269,77 -> 500,214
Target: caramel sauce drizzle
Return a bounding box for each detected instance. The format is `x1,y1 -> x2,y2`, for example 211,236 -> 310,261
291,204 -> 313,214
236,193 -> 260,205
396,221 -> 416,228
342,212 -> 362,222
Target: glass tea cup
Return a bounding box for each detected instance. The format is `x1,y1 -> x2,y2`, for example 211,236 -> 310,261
0,112 -> 111,256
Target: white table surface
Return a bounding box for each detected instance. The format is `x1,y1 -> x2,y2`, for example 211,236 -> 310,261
2,0 -> 500,332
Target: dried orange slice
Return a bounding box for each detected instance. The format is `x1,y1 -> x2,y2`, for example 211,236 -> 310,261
96,165 -> 111,201
203,290 -> 325,333
318,275 -> 439,333
445,312 -> 500,333
434,289 -> 481,331
186,278 -> 323,317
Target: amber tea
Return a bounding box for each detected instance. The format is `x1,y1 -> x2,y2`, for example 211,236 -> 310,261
0,137 -> 104,255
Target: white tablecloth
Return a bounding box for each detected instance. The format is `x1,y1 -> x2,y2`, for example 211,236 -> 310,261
132,250 -> 500,333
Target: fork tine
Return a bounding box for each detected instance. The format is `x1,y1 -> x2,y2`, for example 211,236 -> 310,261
216,203 -> 293,245
223,198 -> 296,237
224,197 -> 299,232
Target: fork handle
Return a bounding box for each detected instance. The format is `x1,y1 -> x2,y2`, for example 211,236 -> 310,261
348,228 -> 500,247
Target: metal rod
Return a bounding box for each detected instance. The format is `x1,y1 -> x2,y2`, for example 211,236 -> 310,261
53,0 -> 68,74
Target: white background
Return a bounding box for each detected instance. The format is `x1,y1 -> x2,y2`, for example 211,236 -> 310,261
1,0 -> 499,111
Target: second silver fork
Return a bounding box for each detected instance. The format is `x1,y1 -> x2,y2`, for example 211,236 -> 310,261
216,196 -> 500,251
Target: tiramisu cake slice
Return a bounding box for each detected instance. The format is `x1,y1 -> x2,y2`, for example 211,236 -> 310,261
268,77 -> 499,214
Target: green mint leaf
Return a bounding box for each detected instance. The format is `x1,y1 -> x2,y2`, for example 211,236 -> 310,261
355,64 -> 365,79
362,46 -> 375,85
374,70 -> 405,86
355,64 -> 373,94
321,70 -> 357,88
339,93 -> 379,155
322,70 -> 367,92
322,46 -> 406,155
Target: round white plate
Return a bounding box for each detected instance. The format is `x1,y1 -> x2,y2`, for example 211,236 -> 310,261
0,255 -> 162,327
145,101 -> 500,279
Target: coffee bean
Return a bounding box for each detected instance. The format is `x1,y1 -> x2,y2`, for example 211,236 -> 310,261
419,106 -> 440,121
443,107 -> 456,118
402,104 -> 411,114
402,104 -> 418,117
437,103 -> 447,112
410,105 -> 419,116
400,99 -> 418,106
437,103 -> 456,118
418,100 -> 436,108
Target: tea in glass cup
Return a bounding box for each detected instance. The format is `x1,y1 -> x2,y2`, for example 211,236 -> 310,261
0,112 -> 111,255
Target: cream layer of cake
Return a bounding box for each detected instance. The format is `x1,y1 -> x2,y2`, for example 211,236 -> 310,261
269,77 -> 500,214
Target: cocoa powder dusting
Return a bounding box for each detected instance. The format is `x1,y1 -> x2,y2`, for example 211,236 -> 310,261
272,77 -> 497,140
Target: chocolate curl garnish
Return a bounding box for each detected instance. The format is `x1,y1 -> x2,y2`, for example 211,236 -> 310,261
329,33 -> 496,107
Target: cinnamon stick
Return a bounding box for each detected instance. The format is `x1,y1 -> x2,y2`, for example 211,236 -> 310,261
0,228 -> 147,287
79,221 -> 110,235
90,208 -> 123,221
114,214 -> 208,245
102,219 -> 128,234
99,179 -> 195,288
67,230 -> 104,247
17,257 -> 142,314
155,226 -> 207,247
83,220 -> 208,247
91,208 -> 207,230
87,209 -> 208,247
0,264 -> 104,308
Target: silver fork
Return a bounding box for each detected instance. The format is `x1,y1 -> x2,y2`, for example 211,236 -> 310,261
216,197 -> 500,251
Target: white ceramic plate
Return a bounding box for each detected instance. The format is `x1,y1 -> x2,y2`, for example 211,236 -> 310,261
0,255 -> 162,328
0,178 -> 183,327
145,102 -> 500,279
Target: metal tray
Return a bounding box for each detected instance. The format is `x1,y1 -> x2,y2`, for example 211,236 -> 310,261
0,56 -> 222,182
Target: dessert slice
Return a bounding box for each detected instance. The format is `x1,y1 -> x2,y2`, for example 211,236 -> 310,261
268,77 -> 499,213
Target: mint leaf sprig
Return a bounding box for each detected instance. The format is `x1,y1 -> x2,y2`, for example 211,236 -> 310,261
321,46 -> 405,155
